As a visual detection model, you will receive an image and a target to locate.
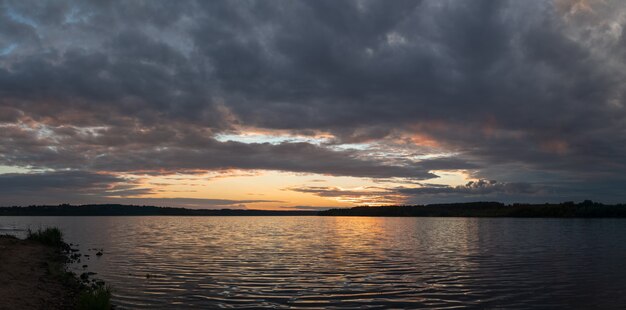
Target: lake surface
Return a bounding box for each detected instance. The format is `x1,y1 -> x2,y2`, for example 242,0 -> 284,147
1,216 -> 626,309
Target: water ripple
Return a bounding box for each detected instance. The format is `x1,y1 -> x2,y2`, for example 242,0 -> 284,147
2,216 -> 626,309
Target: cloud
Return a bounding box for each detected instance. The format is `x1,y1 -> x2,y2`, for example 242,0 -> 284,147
397,179 -> 541,196
0,170 -> 125,194
0,122 -> 437,178
92,197 -> 279,209
0,170 -> 279,208
1,1 -> 626,203
0,170 -> 143,205
287,180 -> 546,205
287,185 -> 406,205
277,205 -> 336,211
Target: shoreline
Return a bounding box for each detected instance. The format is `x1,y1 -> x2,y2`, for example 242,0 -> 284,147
0,230 -> 111,310
0,235 -> 78,309
2,201 -> 626,218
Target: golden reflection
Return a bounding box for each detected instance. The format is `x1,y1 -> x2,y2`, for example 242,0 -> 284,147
321,217 -> 389,262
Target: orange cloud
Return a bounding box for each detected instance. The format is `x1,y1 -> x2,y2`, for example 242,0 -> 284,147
409,133 -> 440,147
554,0 -> 596,17
540,139 -> 570,155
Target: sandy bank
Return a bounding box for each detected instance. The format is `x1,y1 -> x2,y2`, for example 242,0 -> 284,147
0,235 -> 76,310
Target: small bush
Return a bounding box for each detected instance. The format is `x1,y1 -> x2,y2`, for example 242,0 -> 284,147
77,285 -> 112,310
27,227 -> 63,247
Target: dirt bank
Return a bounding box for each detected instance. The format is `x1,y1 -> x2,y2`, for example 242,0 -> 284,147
0,235 -> 76,310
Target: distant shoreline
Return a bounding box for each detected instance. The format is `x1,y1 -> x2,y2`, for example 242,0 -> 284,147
320,201 -> 626,218
2,201 -> 626,218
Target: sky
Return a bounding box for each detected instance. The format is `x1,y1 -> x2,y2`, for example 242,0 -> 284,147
1,0 -> 626,209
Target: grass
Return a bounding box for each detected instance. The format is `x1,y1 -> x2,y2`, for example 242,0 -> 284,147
27,227 -> 64,247
26,226 -> 113,309
77,285 -> 112,310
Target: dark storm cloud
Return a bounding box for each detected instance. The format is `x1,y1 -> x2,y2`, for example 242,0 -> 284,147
397,180 -> 540,196
0,122 -> 436,179
86,139 -> 438,179
0,170 -> 280,208
0,170 -> 148,205
1,0 -> 626,202
0,170 -> 125,194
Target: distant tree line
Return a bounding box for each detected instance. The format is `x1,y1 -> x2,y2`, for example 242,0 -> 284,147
318,200 -> 626,217
2,201 -> 626,217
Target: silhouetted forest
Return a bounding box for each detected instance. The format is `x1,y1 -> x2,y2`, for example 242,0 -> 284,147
0,204 -> 316,216
319,201 -> 626,217
2,201 -> 626,217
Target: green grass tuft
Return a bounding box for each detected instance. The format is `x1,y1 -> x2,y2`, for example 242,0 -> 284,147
26,226 -> 113,309
77,285 -> 112,310
27,227 -> 64,247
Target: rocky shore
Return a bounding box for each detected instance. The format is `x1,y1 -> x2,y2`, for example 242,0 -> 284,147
0,235 -> 77,309
0,229 -> 111,310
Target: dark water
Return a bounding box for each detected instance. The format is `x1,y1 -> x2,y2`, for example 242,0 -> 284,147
1,216 -> 626,309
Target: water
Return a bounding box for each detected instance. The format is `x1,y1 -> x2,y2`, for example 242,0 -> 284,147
1,216 -> 626,309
